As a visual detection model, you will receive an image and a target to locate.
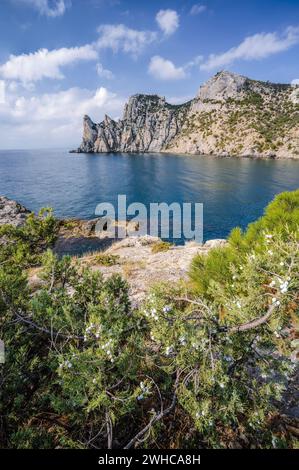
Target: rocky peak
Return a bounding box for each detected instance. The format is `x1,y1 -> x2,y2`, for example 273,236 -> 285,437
123,94 -> 166,121
197,70 -> 248,101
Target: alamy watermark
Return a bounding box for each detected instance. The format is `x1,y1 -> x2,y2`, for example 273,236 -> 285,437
94,195 -> 203,243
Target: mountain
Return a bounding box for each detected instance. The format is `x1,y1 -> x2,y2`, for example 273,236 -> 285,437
73,71 -> 299,158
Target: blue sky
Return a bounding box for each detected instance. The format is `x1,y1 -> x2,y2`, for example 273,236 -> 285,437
0,0 -> 298,149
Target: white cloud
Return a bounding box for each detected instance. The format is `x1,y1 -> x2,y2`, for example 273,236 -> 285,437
156,9 -> 179,36
0,45 -> 98,83
148,54 -> 203,81
97,24 -> 157,56
0,85 -> 125,148
201,26 -> 299,71
148,56 -> 186,80
190,4 -> 207,15
96,63 -> 114,80
291,78 -> 299,86
0,81 -> 5,104
14,0 -> 69,17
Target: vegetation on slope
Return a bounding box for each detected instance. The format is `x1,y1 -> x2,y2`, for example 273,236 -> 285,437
0,192 -> 298,449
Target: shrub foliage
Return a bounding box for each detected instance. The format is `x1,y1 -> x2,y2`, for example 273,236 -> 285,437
0,192 -> 298,449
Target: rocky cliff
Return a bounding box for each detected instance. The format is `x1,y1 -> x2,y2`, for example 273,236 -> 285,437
73,71 -> 299,158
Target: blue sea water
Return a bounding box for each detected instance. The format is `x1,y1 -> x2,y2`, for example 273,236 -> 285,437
0,149 -> 298,244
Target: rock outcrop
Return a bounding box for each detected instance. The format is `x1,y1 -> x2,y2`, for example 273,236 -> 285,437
0,196 -> 30,226
75,95 -> 191,153
73,71 -> 299,159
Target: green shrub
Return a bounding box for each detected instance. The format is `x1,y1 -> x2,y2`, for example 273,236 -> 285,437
0,193 -> 298,449
151,241 -> 172,253
190,190 -> 299,296
94,253 -> 120,266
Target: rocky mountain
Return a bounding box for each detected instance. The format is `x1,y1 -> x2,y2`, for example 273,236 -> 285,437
73,71 -> 299,158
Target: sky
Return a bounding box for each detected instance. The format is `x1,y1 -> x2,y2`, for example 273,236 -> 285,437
0,0 -> 299,149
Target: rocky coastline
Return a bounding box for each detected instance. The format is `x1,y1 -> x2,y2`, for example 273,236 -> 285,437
72,71 -> 299,159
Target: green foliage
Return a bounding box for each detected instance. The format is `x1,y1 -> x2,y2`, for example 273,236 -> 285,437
151,241 -> 172,253
190,190 -> 299,296
0,208 -> 58,268
0,194 -> 298,449
94,253 -> 120,266
144,232 -> 298,448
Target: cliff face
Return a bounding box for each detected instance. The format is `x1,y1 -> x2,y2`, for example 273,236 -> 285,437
77,94 -> 191,153
74,71 -> 299,158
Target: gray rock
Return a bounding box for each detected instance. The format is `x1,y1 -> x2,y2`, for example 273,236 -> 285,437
204,239 -> 227,249
0,196 -> 30,227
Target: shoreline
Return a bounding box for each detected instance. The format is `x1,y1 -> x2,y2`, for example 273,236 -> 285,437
70,149 -> 299,160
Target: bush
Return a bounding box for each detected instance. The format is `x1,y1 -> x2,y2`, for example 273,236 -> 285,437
151,241 -> 172,253
94,253 -> 120,266
190,189 -> 299,296
0,193 -> 298,449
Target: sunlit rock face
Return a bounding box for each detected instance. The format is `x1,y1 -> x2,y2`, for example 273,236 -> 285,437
73,71 -> 299,159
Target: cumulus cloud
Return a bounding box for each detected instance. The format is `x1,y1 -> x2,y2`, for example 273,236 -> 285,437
0,81 -> 5,104
97,24 -> 157,56
14,0 -> 69,17
201,26 -> 299,70
148,54 -> 203,81
0,45 -> 98,83
156,9 -> 179,36
0,85 -> 125,148
96,63 -> 114,80
190,4 -> 207,15
148,56 -> 186,80
291,78 -> 299,86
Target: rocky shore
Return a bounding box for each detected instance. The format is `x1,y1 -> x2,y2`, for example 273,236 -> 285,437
0,196 -> 226,305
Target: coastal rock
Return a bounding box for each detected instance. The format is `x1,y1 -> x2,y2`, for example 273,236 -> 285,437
73,71 -> 299,159
0,196 -> 30,226
77,95 -> 191,153
204,239 -> 227,249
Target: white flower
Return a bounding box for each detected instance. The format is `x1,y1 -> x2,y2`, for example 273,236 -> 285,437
236,301 -> 241,309
163,305 -> 172,313
219,383 -> 225,389
165,345 -> 174,356
268,250 -> 273,256
280,261 -> 284,266
272,297 -> 277,303
269,280 -> 276,287
275,300 -> 281,306
265,234 -> 273,239
92,378 -> 97,384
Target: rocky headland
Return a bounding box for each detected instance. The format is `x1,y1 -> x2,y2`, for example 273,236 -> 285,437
73,71 -> 299,159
